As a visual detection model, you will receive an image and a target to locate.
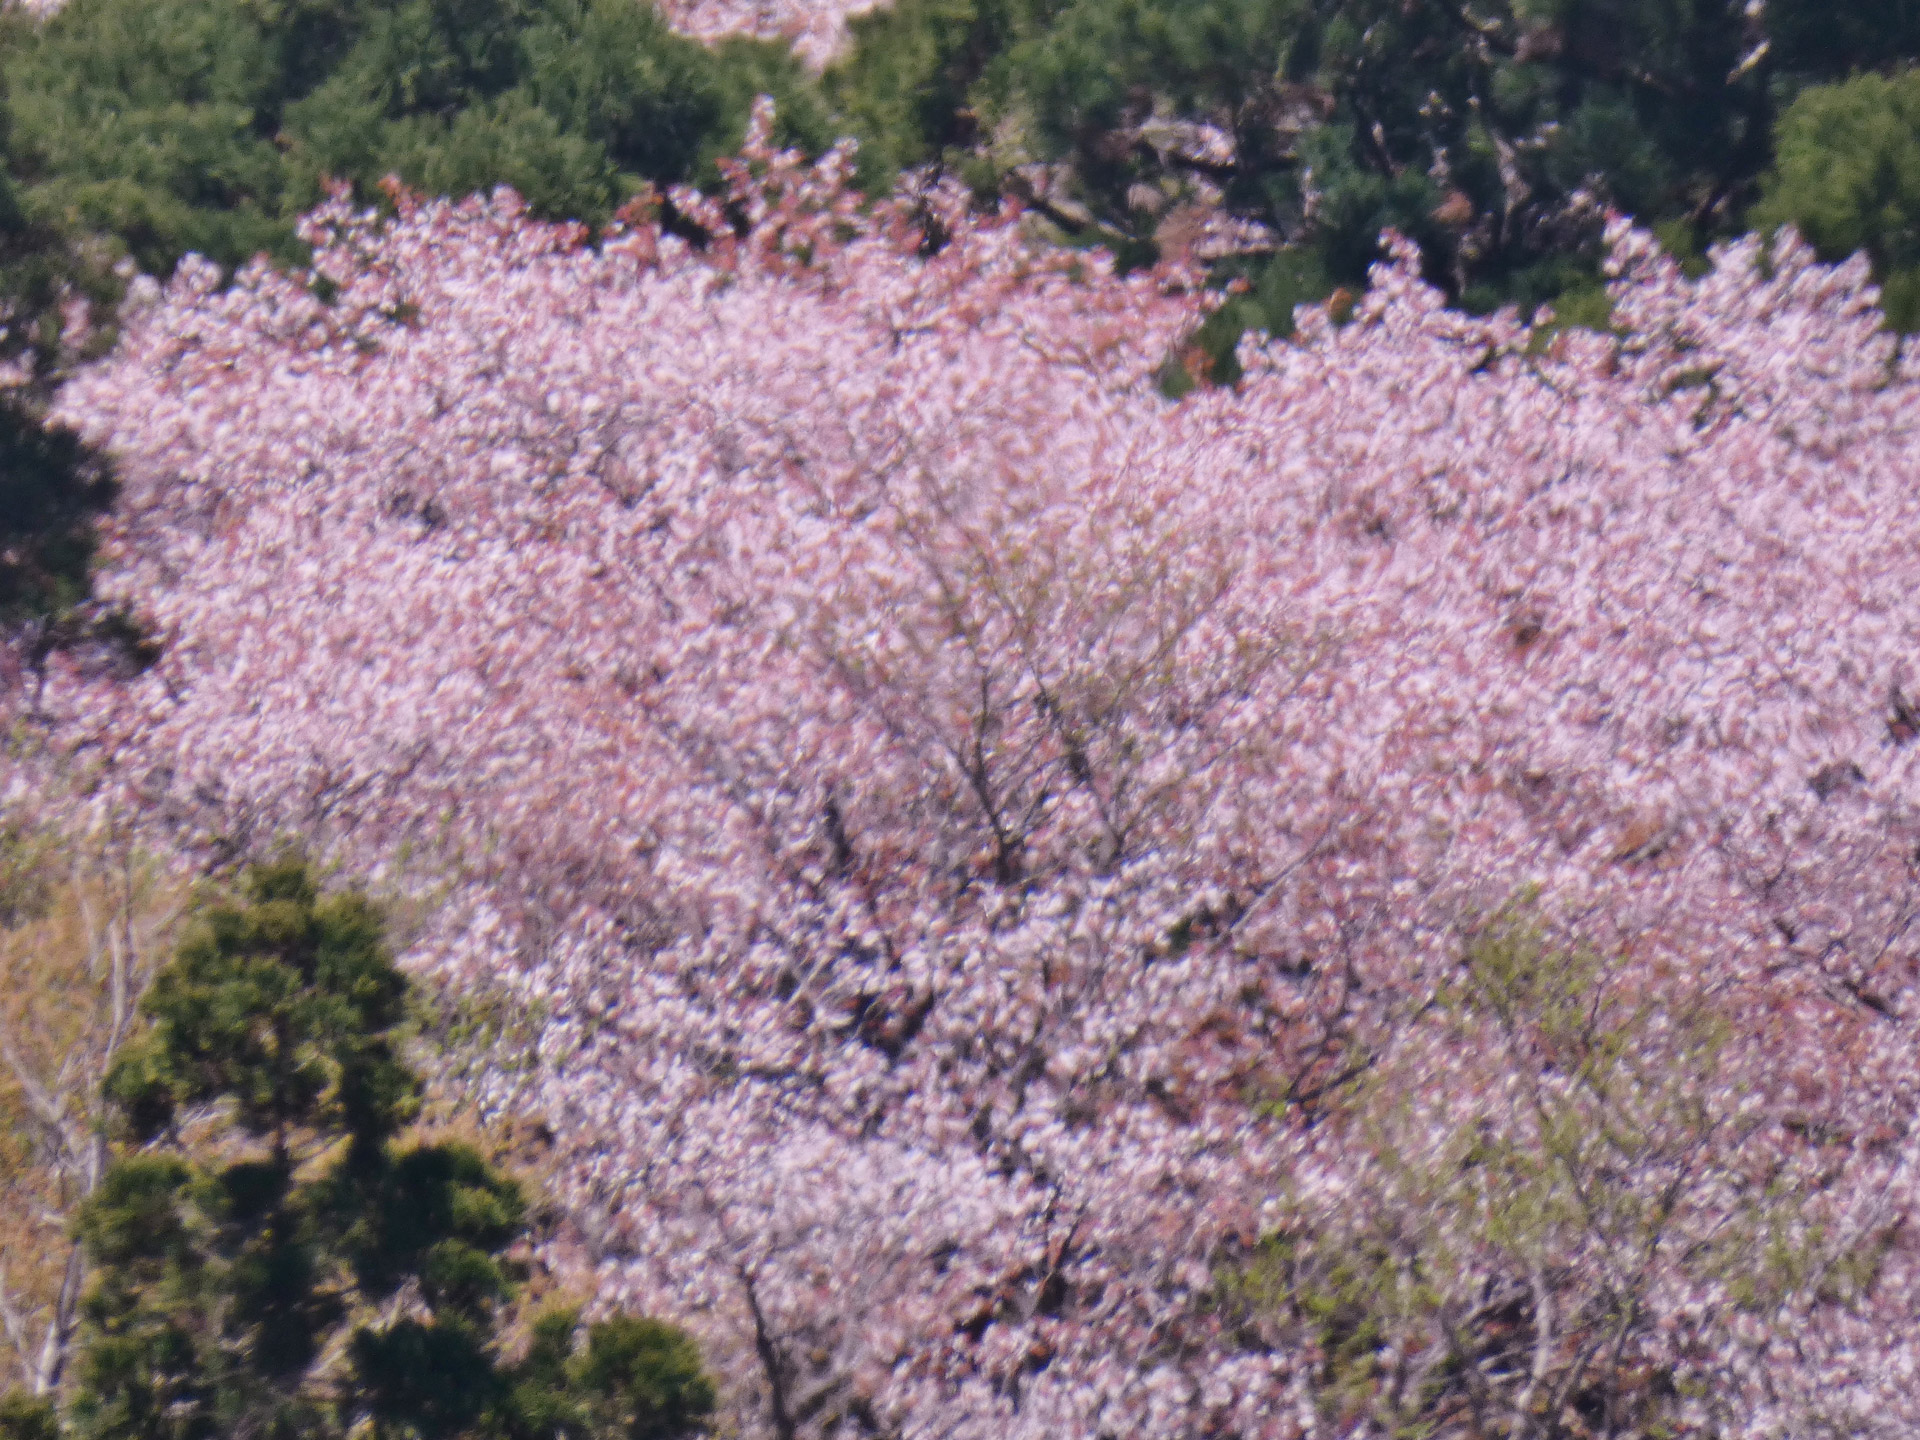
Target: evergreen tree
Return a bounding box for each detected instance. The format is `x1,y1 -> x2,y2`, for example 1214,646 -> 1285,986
0,59 -> 117,637
0,860 -> 712,1440
2,0 -> 832,278
830,0 -> 1920,337
0,402 -> 115,637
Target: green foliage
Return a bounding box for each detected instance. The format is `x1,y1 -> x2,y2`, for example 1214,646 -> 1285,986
102,861 -> 416,1148
0,1392 -> 59,1440
0,400 -> 115,630
0,61 -> 120,634
831,0 -> 1920,348
1757,69 -> 1920,331
2,0 -> 833,277
499,1312 -> 714,1440
1763,0 -> 1920,78
8,859 -> 712,1440
827,0 -> 1045,189
0,63 -> 74,371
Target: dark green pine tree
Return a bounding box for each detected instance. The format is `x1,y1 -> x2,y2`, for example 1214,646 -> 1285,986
829,0 -> 1920,349
0,860 -> 712,1440
0,62 -> 118,639
0,398 -> 115,635
1,0 -> 834,281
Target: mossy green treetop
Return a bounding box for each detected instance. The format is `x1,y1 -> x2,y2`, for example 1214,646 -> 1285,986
1757,68 -> 1920,332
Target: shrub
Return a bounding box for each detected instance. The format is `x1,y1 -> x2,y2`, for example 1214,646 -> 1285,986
1757,68 -> 1920,330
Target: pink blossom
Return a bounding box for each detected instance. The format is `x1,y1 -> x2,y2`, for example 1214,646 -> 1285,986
29,118 -> 1920,1434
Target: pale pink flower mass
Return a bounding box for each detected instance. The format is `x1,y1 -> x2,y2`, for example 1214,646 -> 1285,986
656,0 -> 890,65
17,116 -> 1920,1436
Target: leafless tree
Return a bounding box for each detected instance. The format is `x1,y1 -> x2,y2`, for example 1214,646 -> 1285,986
0,815 -> 183,1397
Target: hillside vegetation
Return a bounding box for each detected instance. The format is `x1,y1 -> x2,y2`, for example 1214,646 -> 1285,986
6,6 -> 1920,1440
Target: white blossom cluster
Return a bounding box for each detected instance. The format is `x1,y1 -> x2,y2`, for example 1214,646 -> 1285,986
654,0 -> 891,65
19,117 -> 1920,1436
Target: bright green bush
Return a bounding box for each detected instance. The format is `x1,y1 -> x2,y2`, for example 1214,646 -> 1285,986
1757,69 -> 1920,331
827,0 -> 1041,189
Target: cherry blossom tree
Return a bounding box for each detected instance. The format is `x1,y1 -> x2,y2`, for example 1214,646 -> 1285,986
20,109 -> 1920,1436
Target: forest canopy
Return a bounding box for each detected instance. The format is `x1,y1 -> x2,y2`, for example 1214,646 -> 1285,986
0,0 -> 832,275
4,0 -> 1920,319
